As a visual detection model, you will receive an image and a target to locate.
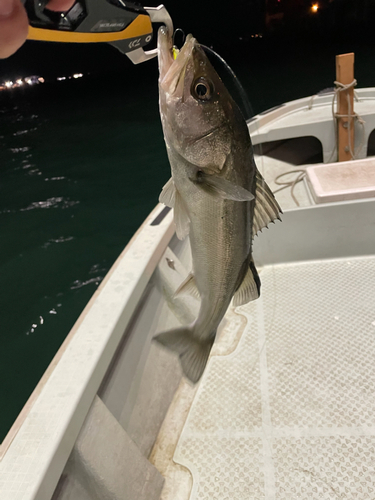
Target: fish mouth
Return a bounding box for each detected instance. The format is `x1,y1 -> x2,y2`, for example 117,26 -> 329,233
158,27 -> 196,97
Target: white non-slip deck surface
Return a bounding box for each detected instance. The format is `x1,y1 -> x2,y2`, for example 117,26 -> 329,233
174,256 -> 375,499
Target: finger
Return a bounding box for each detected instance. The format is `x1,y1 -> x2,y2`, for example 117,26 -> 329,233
46,0 -> 75,12
0,0 -> 29,59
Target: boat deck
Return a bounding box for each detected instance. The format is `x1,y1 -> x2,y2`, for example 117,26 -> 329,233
152,255 -> 375,499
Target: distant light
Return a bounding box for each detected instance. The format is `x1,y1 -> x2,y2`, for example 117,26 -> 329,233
57,77 -> 66,81
25,78 -> 32,85
311,3 -> 319,12
4,81 -> 13,88
16,79 -> 23,85
73,73 -> 83,79
38,77 -> 45,83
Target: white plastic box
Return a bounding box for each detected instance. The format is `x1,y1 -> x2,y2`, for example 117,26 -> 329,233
306,157 -> 375,203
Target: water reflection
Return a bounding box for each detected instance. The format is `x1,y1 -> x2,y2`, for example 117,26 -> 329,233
26,168 -> 42,176
13,129 -> 37,136
42,236 -> 74,249
26,315 -> 45,336
71,276 -> 103,290
21,197 -> 79,211
25,306 -> 63,336
9,146 -> 31,153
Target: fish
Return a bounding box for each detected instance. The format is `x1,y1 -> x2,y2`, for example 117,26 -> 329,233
154,27 -> 281,384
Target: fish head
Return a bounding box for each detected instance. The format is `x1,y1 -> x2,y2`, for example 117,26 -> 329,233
158,27 -> 242,172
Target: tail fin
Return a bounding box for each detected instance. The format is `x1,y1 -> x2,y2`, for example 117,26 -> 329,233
154,327 -> 215,384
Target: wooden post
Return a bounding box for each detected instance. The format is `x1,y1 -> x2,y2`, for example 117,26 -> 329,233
336,53 -> 355,162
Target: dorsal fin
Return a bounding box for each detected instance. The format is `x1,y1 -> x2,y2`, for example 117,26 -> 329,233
253,169 -> 282,237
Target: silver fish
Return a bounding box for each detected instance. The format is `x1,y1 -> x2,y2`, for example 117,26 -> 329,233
154,27 -> 281,383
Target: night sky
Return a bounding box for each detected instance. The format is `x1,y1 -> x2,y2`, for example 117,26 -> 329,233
0,0 -> 374,82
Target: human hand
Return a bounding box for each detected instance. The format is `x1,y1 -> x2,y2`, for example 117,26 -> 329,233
0,0 -> 75,58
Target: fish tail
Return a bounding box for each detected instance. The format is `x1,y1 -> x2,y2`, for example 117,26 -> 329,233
154,327 -> 215,384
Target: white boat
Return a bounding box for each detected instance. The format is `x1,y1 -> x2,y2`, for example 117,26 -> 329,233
1,77 -> 375,499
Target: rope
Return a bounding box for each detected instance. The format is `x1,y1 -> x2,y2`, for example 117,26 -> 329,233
328,79 -> 365,162
334,80 -> 358,160
308,80 -> 365,163
308,86 -> 359,110
273,169 -> 306,207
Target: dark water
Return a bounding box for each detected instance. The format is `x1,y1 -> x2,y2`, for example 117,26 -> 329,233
0,61 -> 169,440
1,37 -> 375,441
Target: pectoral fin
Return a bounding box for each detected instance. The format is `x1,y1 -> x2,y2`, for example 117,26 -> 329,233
253,169 -> 282,236
232,260 -> 260,307
190,171 -> 254,201
174,189 -> 190,240
159,178 -> 190,239
159,177 -> 176,208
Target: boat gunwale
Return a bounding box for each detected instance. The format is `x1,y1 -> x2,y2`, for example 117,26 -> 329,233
248,87 -> 375,138
0,202 -> 174,499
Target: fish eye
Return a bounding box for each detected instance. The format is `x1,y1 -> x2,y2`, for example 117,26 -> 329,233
193,78 -> 213,101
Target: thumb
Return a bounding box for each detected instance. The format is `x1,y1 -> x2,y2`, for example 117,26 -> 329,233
0,0 -> 29,59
